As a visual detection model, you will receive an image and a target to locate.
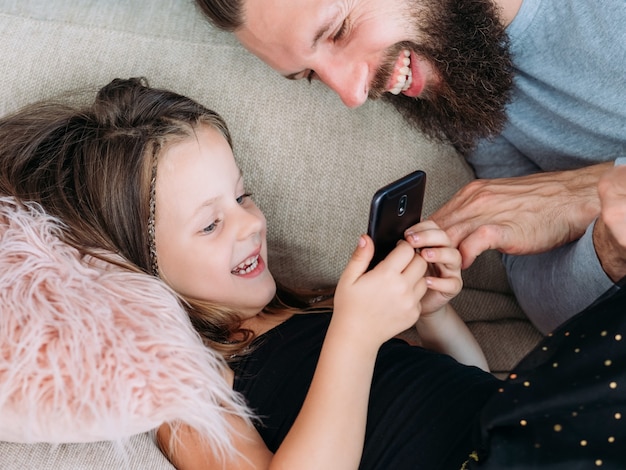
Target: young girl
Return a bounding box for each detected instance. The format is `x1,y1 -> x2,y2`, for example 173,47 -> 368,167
0,78 -> 499,469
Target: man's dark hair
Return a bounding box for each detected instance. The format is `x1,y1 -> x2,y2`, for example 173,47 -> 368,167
195,0 -> 244,31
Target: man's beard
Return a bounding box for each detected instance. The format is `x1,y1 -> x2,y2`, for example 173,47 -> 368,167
372,0 -> 514,155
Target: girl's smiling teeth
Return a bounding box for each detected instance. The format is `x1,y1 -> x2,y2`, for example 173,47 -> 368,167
388,50 -> 413,95
232,254 -> 260,275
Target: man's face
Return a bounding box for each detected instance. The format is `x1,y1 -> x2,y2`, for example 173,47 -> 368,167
236,0 -> 513,153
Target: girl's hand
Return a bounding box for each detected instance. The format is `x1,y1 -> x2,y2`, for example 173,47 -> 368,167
404,221 -> 488,370
333,235 -> 428,350
404,220 -> 463,315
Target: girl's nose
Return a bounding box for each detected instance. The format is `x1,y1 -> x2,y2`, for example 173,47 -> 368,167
236,205 -> 265,241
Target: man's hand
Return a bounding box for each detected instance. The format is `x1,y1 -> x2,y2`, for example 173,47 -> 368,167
593,164 -> 626,283
429,162 -> 612,269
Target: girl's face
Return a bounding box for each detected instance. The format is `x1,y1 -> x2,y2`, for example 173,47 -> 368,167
154,125 -> 276,318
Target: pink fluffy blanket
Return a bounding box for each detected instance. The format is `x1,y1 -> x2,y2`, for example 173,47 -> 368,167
0,197 -> 248,451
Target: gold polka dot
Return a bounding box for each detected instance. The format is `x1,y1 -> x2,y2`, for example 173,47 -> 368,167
520,420 -> 528,426
534,443 -> 541,449
615,413 -> 622,420
605,360 -> 612,367
601,330 -> 608,337
554,424 -> 563,432
572,411 -> 578,417
510,373 -> 518,380
523,381 -> 531,387
608,436 -> 615,443
596,460 -> 603,466
565,331 -> 570,336
542,346 -> 548,351
575,348 -> 581,353
580,440 -> 588,446
616,334 -> 622,341
498,387 -> 504,393
609,382 -> 618,390
552,362 -> 559,368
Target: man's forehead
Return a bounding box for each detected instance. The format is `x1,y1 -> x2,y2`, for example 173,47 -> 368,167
239,0 -> 342,49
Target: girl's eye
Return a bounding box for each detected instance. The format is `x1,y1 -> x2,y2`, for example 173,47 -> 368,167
236,193 -> 252,205
202,219 -> 221,234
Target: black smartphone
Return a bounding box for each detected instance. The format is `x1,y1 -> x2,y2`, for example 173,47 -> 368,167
367,170 -> 426,270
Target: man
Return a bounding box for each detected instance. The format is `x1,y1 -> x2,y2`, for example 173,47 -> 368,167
196,0 -> 626,332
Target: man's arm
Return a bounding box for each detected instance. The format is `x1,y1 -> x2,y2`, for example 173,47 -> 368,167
429,162 -> 612,269
593,162 -> 626,283
423,162 -> 620,333
502,227 -> 613,334
505,162 -> 626,333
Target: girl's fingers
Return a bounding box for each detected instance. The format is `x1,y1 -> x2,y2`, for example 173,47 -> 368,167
420,247 -> 461,269
425,276 -> 462,298
401,251 -> 428,280
405,219 -> 439,233
376,240 -> 419,272
405,224 -> 453,249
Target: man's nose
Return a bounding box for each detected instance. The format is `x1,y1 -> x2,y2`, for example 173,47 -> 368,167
316,61 -> 369,109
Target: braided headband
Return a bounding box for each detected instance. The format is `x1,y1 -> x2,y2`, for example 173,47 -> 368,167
147,145 -> 159,277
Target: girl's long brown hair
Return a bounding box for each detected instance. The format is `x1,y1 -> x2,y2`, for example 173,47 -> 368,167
0,77 -> 330,358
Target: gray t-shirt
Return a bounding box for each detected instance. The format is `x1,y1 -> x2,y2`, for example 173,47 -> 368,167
467,0 -> 626,333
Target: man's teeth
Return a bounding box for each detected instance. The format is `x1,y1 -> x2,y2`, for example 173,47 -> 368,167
232,255 -> 259,275
389,50 -> 413,95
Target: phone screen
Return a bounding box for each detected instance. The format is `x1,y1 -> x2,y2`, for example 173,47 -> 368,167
367,170 -> 426,269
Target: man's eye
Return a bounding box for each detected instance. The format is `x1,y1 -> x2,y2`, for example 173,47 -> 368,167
333,19 -> 348,42
203,219 -> 221,234
236,193 -> 252,204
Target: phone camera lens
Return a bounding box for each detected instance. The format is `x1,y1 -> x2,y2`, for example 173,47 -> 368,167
398,195 -> 408,216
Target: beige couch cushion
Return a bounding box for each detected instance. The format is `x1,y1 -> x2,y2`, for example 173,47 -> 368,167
0,0 -> 541,467
0,0 -> 515,290
0,434 -> 173,470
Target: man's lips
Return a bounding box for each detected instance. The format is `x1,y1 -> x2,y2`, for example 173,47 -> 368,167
402,51 -> 425,98
385,49 -> 424,98
386,49 -> 413,94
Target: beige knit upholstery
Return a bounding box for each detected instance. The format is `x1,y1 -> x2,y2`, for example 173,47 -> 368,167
0,0 -> 541,467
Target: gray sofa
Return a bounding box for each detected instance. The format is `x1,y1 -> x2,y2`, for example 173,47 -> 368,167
0,0 -> 542,467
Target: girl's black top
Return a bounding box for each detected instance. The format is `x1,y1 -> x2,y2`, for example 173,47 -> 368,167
232,312 -> 500,469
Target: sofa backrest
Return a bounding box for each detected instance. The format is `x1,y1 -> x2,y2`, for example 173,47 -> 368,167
1,0 -> 495,289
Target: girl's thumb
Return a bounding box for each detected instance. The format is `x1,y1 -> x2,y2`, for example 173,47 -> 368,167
340,235 -> 374,283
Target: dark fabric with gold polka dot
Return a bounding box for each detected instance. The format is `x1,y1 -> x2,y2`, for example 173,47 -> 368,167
471,287 -> 626,469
